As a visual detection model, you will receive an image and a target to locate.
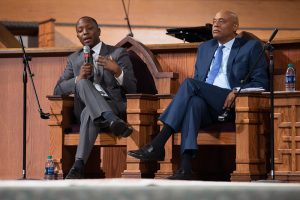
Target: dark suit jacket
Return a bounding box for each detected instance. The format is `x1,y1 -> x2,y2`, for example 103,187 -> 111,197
194,37 -> 269,90
54,42 -> 137,119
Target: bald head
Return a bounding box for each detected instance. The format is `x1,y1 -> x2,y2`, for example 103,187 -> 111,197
218,10 -> 239,26
212,10 -> 239,44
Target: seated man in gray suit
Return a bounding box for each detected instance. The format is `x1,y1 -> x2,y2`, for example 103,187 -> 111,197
54,16 -> 137,179
128,10 -> 269,180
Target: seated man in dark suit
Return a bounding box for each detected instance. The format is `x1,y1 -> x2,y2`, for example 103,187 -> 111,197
54,16 -> 137,179
128,10 -> 269,180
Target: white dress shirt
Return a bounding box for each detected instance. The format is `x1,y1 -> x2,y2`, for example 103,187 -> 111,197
210,38 -> 235,89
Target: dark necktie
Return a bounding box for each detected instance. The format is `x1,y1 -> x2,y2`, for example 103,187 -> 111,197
90,50 -> 100,84
91,51 -> 108,97
205,45 -> 225,84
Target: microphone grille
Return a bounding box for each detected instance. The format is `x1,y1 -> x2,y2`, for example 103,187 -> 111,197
83,45 -> 90,54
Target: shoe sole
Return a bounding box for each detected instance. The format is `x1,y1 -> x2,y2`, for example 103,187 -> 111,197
122,127 -> 133,137
110,121 -> 133,138
65,168 -> 83,179
127,151 -> 164,161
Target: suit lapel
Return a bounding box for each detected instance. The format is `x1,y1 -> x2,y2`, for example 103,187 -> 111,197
77,50 -> 84,67
98,43 -> 110,83
203,41 -> 218,80
226,38 -> 241,76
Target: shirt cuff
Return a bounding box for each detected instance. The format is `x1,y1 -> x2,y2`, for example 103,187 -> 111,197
115,70 -> 124,85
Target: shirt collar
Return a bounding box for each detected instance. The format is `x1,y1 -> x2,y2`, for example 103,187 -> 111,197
91,41 -> 102,55
218,37 -> 235,50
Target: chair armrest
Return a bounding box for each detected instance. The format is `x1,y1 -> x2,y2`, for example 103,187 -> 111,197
47,95 -> 75,131
125,94 -> 158,126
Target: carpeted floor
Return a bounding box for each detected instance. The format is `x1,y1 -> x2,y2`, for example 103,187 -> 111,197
0,179 -> 299,200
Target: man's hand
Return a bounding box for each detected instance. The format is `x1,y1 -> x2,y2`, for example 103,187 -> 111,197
223,90 -> 235,109
77,63 -> 92,81
97,56 -> 122,77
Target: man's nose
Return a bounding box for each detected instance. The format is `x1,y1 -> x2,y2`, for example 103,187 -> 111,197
83,28 -> 88,34
213,21 -> 220,27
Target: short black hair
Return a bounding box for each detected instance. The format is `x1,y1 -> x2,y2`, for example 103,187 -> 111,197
76,16 -> 99,28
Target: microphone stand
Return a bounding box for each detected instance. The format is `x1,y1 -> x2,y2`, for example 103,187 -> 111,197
266,41 -> 276,180
19,36 -> 50,179
218,28 -> 279,181
121,0 -> 134,37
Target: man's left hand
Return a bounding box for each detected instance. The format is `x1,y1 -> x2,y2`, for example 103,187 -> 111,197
97,56 -> 122,77
223,91 -> 235,109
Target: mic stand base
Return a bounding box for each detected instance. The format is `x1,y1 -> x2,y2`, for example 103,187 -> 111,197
253,179 -> 284,183
253,170 -> 284,183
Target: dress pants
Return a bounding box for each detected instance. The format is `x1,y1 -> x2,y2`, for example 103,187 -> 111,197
159,78 -> 231,153
74,79 -> 125,163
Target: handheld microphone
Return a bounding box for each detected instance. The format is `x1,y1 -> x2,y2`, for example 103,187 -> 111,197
83,45 -> 91,64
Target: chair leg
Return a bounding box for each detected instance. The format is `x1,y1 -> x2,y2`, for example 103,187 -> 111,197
155,137 -> 175,178
122,94 -> 159,178
122,125 -> 157,178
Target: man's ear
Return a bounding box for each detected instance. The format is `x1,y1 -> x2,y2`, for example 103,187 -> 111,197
233,24 -> 238,31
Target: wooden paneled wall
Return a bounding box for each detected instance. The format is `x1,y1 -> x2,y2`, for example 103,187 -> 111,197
0,39 -> 299,179
0,0 -> 300,45
1,0 -> 299,28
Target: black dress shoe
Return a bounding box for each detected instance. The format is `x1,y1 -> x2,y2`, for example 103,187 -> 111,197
128,144 -> 165,161
109,119 -> 133,137
65,167 -> 84,179
167,169 -> 194,180
94,118 -> 110,129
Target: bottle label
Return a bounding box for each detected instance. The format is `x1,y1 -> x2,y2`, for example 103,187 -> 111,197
48,167 -> 54,175
286,75 -> 295,83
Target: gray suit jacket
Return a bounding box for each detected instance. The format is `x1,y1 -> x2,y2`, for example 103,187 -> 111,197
54,43 -> 137,119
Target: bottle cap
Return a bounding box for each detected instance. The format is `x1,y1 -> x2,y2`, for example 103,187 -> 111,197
47,155 -> 52,159
288,63 -> 293,68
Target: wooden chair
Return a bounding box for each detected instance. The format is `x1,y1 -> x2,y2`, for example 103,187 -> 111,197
154,32 -> 272,181
47,36 -> 178,178
155,93 -> 270,181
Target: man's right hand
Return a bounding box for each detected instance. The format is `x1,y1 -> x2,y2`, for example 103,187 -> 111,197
77,63 -> 92,81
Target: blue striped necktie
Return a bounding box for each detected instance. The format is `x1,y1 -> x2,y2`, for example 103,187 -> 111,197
205,45 -> 225,84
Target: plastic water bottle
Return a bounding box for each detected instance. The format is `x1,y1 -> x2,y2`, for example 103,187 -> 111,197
44,155 -> 55,180
285,63 -> 296,91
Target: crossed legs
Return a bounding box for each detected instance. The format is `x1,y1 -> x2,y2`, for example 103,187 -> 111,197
128,78 -> 231,180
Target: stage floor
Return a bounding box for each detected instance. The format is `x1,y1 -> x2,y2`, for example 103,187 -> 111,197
0,179 -> 300,200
